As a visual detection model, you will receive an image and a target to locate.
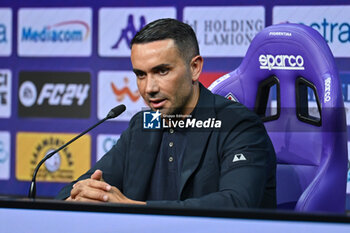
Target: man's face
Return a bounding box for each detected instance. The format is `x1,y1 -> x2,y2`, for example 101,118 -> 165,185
131,39 -> 199,116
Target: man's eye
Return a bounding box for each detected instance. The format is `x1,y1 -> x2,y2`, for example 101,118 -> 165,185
159,69 -> 169,75
136,74 -> 146,79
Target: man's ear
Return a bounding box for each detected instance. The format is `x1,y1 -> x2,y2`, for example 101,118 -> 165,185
190,55 -> 204,82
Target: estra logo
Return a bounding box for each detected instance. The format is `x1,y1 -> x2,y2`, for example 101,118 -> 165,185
98,7 -> 176,57
18,8 -> 92,57
18,71 -> 91,118
273,6 -> 350,57
98,71 -> 147,121
259,54 -> 305,71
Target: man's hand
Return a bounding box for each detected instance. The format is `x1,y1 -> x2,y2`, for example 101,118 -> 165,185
68,170 -> 145,205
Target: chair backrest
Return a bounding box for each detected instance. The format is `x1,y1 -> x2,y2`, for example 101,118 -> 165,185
209,23 -> 347,213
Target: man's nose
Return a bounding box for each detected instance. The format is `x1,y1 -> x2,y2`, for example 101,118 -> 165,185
145,75 -> 160,95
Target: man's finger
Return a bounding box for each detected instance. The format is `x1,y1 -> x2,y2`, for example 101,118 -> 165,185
90,169 -> 103,181
75,179 -> 110,191
71,179 -> 111,199
71,182 -> 109,202
74,188 -> 109,202
74,196 -> 105,203
86,179 -> 110,191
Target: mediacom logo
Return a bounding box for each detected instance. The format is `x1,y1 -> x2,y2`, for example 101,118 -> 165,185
21,20 -> 90,42
18,8 -> 92,57
18,71 -> 91,118
273,6 -> 350,57
16,132 -> 90,182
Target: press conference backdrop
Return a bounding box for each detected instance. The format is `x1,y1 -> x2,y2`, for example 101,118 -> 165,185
0,0 -> 350,209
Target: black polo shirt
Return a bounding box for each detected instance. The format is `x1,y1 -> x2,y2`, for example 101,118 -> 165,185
147,127 -> 187,201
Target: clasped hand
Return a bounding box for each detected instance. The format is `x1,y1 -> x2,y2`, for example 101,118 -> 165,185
67,169 -> 145,205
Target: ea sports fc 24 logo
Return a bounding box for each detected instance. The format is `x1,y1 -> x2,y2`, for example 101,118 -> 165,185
18,71 -> 91,118
259,54 -> 305,71
19,81 -> 89,107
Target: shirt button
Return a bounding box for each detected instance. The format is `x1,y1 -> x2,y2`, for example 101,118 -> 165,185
169,156 -> 174,162
169,142 -> 174,147
169,129 -> 174,134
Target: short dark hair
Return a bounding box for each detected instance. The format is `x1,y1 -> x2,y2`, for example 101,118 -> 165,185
131,18 -> 200,63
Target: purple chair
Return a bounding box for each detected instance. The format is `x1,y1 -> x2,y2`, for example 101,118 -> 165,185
209,23 -> 347,213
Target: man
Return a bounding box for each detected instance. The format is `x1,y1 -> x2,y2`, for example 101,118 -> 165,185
56,18 -> 276,209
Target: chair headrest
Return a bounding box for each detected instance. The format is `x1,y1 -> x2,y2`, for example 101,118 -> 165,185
209,23 -> 342,110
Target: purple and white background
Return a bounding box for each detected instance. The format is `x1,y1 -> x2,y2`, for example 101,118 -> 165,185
0,0 -> 350,210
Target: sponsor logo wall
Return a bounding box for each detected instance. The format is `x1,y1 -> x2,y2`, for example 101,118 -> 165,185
184,6 -> 265,57
98,7 -> 176,57
0,8 -> 12,56
0,1 -> 349,203
18,8 -> 92,57
273,5 -> 350,57
0,70 -> 11,118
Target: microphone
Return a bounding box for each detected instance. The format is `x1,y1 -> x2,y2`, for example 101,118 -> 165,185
28,104 -> 126,199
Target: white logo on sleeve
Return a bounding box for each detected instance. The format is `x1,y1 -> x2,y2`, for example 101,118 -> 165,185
232,153 -> 247,163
